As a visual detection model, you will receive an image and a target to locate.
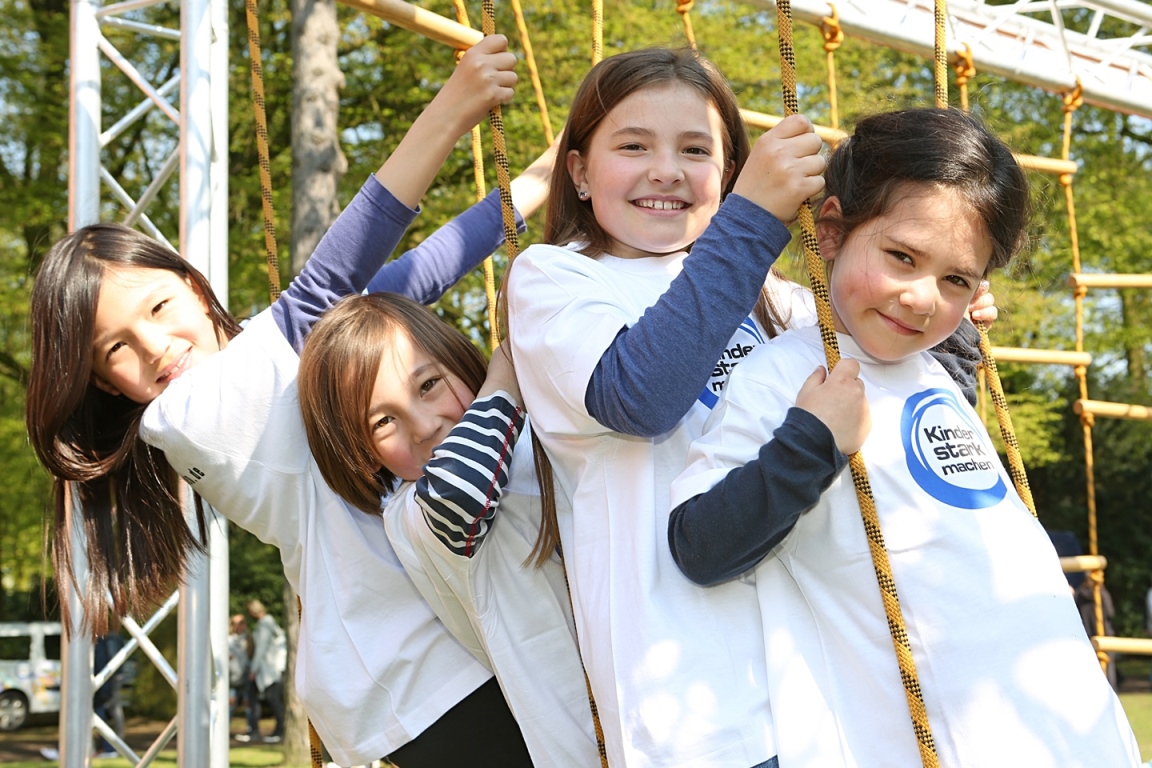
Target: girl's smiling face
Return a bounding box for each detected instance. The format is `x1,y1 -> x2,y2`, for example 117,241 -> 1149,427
566,82 -> 731,260
821,186 -> 993,362
366,328 -> 473,482
90,266 -> 223,404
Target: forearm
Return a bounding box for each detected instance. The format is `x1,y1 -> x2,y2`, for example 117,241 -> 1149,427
669,408 -> 847,586
585,195 -> 792,436
365,188 -> 525,302
415,393 -> 524,558
273,176 -> 416,352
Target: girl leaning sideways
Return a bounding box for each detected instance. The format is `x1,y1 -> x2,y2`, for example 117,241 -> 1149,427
297,293 -> 599,767
26,36 -> 550,768
669,108 -> 1140,767
504,48 -> 996,768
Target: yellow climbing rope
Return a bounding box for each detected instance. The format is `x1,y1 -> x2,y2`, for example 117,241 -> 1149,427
952,43 -> 975,112
776,2 -> 940,765
819,4 -> 843,129
245,6 -> 321,765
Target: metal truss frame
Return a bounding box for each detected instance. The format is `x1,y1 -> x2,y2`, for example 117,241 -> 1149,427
64,0 -> 230,763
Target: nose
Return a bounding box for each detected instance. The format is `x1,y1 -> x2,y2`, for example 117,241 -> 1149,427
410,410 -> 441,446
900,277 -> 938,316
137,323 -> 169,362
648,147 -> 685,186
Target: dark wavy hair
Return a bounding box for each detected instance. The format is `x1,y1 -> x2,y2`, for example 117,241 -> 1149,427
818,107 -> 1030,272
298,292 -> 487,516
26,223 -> 240,635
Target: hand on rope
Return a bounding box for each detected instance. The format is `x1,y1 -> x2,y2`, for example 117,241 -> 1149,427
796,357 -> 870,455
439,35 -> 518,140
967,279 -> 997,326
730,114 -> 825,224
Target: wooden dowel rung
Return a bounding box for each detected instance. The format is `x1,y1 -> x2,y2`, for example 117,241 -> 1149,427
1092,636 -> 1152,655
741,110 -> 1074,176
1069,273 -> 1152,289
1074,399 -> 1152,421
740,109 -> 847,145
1059,555 -> 1107,573
337,0 -> 482,49
1013,154 -> 1078,175
990,347 -> 1092,367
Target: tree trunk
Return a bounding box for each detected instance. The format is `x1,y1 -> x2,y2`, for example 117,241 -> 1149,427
284,0 -> 344,763
290,0 -> 346,276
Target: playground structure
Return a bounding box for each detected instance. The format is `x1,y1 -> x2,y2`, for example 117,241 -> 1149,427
57,1 -> 1152,766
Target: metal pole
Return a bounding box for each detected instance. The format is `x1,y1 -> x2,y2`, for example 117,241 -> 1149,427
59,490 -> 94,768
64,0 -> 102,760
178,0 -> 215,758
208,0 -> 231,761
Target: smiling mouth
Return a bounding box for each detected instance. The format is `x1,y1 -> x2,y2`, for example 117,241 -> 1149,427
633,199 -> 688,211
879,313 -> 923,336
156,349 -> 192,384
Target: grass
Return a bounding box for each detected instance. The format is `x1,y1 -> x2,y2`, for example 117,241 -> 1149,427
3,745 -> 286,768
7,695 -> 1152,767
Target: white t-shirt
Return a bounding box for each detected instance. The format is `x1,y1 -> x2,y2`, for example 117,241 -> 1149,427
384,420 -> 600,767
673,325 -> 1141,768
507,242 -> 813,768
140,310 -> 492,767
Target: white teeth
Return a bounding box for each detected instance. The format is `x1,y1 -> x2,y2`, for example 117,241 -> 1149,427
635,199 -> 686,211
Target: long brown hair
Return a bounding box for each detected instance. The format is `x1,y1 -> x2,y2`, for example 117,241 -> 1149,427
26,223 -> 240,636
503,48 -> 791,565
298,293 -> 488,516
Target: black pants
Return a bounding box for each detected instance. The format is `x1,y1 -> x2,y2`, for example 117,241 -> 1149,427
248,678 -> 285,737
386,678 -> 532,768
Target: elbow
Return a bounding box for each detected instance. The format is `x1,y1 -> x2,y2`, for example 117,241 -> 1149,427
667,501 -> 723,587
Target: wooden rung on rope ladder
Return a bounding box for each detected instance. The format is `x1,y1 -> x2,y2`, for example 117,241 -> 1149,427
740,110 -> 1075,177
1073,400 -> 1152,422
1093,636 -> 1152,656
1068,273 -> 1152,290
989,347 -> 1092,367
1059,555 -> 1107,574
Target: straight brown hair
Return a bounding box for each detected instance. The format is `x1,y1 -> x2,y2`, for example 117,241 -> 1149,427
299,293 -> 487,516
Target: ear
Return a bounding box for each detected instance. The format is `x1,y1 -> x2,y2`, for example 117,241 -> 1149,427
816,196 -> 842,263
91,374 -> 122,397
567,149 -> 589,198
721,161 -> 736,193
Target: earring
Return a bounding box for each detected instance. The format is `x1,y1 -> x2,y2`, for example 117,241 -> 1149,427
578,190 -> 589,200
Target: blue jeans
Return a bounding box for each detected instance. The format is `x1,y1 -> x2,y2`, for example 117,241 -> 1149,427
751,759 -> 779,768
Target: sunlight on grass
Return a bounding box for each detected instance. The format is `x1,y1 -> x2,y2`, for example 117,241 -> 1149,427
5,746 -> 286,768
1122,692 -> 1152,762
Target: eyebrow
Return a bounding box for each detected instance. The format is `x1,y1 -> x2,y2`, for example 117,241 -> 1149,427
609,126 -> 716,144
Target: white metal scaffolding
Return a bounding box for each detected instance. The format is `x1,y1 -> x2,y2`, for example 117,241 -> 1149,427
63,0 -> 229,762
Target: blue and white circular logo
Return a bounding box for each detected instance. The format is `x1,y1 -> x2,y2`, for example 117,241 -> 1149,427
901,388 -> 1006,509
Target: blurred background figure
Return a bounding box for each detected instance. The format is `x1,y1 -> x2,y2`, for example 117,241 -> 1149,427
237,600 -> 286,743
227,613 -> 250,731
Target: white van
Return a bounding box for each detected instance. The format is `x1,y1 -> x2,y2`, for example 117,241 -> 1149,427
0,621 -> 62,731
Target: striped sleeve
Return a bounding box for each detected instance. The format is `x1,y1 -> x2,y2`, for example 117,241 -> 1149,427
415,393 -> 524,558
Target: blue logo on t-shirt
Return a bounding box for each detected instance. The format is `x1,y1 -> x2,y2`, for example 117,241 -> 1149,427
698,318 -> 765,409
901,388 -> 1006,509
